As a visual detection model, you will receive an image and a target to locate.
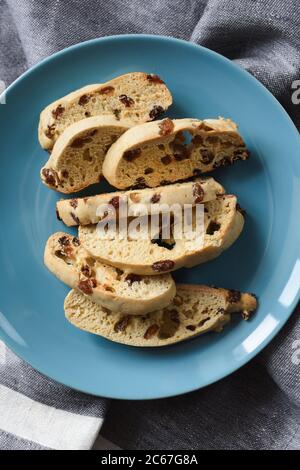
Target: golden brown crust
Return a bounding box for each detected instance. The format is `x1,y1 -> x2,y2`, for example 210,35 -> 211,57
40,116 -> 130,194
56,177 -> 225,226
78,195 -> 244,275
39,72 -> 173,149
64,285 -> 257,347
102,118 -> 249,189
44,232 -> 176,315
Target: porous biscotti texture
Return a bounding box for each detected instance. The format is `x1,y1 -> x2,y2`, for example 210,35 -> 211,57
44,232 -> 176,315
40,116 -> 130,194
78,195 -> 244,275
64,284 -> 257,347
38,72 -> 173,149
102,117 -> 249,189
56,177 -> 225,226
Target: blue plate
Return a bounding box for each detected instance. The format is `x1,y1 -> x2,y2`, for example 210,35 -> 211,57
0,35 -> 299,400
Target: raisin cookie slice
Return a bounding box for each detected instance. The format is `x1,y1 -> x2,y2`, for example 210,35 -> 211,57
45,232 -> 176,315
39,72 -> 173,149
64,284 -> 257,347
102,117 -> 249,189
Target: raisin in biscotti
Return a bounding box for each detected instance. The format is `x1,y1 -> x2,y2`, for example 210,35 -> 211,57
102,118 -> 249,189
78,195 -> 244,275
64,285 -> 257,347
40,116 -> 131,194
38,72 -> 173,150
44,232 -> 175,315
56,177 -> 225,226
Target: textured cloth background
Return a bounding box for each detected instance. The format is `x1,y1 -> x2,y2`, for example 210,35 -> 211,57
0,0 -> 300,450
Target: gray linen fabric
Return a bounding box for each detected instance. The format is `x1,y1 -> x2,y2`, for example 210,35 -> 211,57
0,0 -> 299,450
0,344 -> 107,449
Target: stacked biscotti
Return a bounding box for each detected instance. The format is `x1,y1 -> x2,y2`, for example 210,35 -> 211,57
40,72 -> 257,347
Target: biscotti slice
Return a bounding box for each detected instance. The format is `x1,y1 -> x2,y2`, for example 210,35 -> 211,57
40,116 -> 131,194
44,232 -> 176,315
38,72 -> 173,150
56,177 -> 225,226
102,117 -> 249,189
79,195 -> 244,275
64,284 -> 257,347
